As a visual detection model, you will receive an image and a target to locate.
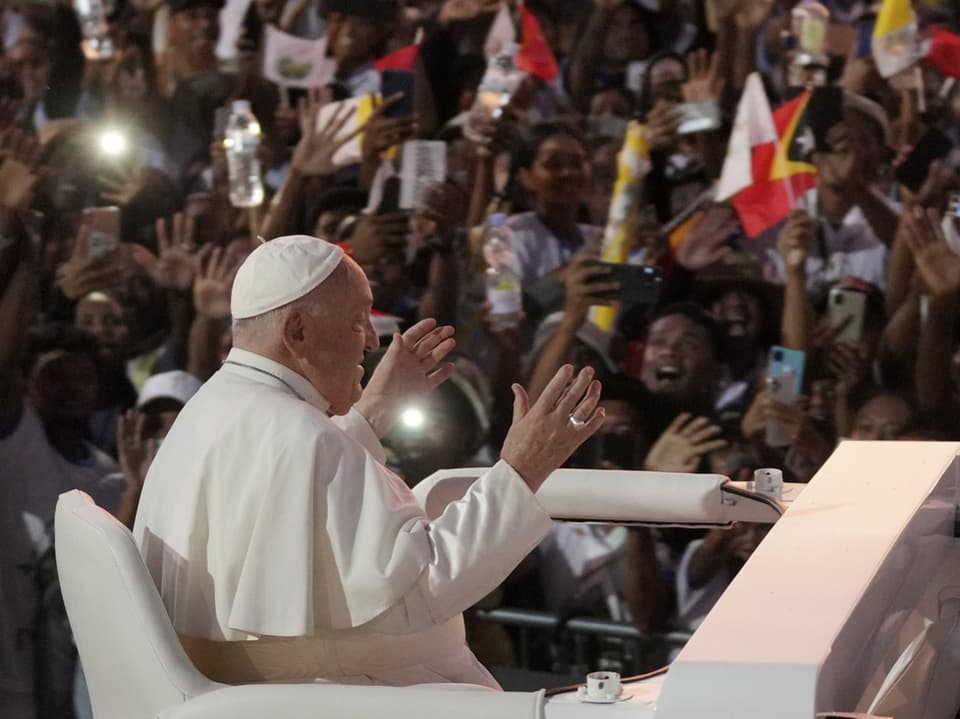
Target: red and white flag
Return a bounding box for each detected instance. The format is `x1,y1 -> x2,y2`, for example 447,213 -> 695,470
517,3 -> 559,82
375,43 -> 421,73
926,26 -> 960,79
484,2 -> 517,57
717,73 -> 818,237
716,73 -> 778,201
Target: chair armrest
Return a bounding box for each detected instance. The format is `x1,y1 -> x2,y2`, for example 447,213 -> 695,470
158,682 -> 545,719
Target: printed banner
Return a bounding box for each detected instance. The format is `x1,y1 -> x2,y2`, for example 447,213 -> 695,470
263,25 -> 335,89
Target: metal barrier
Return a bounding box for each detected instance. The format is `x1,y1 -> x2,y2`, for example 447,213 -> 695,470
470,607 -> 693,679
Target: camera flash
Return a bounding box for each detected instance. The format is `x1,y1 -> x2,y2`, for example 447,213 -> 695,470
99,129 -> 128,157
401,408 -> 425,429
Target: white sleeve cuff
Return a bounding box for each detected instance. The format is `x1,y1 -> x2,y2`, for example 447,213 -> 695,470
331,408 -> 387,464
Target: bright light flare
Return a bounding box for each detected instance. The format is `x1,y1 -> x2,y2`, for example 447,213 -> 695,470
98,129 -> 128,157
401,407 -> 425,430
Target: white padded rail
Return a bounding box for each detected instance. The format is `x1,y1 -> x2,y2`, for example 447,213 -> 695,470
415,468 -> 797,526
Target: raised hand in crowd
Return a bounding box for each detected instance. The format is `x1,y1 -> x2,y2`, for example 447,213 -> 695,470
777,210 -> 814,275
829,341 -> 870,397
687,522 -> 764,586
348,212 -> 410,266
901,206 -> 960,298
0,127 -> 41,214
355,318 -> 457,437
502,364 -> 605,492
116,410 -> 158,498
192,245 -> 235,320
765,394 -> 832,479
97,162 -> 149,208
55,222 -> 124,301
778,210 -> 816,351
291,88 -> 363,177
683,49 -> 725,104
676,204 -> 737,271
643,413 -> 727,473
645,100 -> 681,152
709,0 -> 745,23
151,213 -> 197,292
363,93 -> 419,161
900,159 -> 955,209
114,410 -> 161,530
437,0 -> 501,26
734,0 -> 775,30
829,341 -> 870,436
418,181 -> 466,251
561,242 -> 619,327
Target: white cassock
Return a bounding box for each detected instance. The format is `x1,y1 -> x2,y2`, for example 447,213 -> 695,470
132,348 -> 553,687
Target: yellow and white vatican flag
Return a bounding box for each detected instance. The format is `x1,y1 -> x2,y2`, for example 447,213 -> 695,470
484,3 -> 517,57
589,121 -> 651,332
872,0 -> 921,78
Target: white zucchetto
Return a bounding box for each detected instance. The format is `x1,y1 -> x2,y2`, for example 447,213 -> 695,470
230,235 -> 345,320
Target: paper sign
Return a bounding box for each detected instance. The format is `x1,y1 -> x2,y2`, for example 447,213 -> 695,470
263,24 -> 335,89
399,141 -> 447,210
316,94 -> 379,167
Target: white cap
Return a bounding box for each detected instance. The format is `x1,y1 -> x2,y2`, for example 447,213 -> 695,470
230,235 -> 345,320
137,371 -> 203,409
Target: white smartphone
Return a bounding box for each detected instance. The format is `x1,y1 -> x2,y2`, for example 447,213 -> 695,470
82,206 -> 121,259
765,368 -> 798,448
676,101 -> 722,135
827,287 -> 867,345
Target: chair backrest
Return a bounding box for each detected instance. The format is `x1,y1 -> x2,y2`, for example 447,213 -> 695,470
55,490 -> 220,719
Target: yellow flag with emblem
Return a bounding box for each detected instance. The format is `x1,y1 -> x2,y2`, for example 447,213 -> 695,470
872,0 -> 919,78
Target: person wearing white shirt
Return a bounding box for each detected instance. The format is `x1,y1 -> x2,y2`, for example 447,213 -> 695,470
133,235 -> 606,688
762,190 -> 888,297
760,95 -> 897,298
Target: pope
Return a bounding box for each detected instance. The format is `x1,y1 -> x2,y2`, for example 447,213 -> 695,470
133,235 -> 605,687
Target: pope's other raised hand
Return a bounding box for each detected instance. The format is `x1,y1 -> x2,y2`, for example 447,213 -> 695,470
356,318 -> 456,437
501,365 -> 605,493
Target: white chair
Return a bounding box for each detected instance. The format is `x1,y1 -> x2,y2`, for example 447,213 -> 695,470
55,490 -> 545,719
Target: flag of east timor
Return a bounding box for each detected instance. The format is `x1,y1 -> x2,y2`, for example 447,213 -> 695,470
732,91 -> 818,237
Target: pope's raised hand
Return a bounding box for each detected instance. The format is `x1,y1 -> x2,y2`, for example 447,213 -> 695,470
356,318 -> 456,437
500,365 -> 605,493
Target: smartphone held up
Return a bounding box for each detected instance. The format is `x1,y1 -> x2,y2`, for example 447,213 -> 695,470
82,206 -> 121,259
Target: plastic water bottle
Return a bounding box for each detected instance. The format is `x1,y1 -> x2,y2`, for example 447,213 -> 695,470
483,214 -> 522,331
224,100 -> 264,208
786,0 -> 829,87
463,45 -> 523,144
74,0 -> 113,60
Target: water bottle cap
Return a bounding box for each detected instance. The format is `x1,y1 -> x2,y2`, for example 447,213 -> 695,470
488,213 -> 507,227
232,99 -> 252,113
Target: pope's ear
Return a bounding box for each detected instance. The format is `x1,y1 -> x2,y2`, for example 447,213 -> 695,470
282,309 -> 306,349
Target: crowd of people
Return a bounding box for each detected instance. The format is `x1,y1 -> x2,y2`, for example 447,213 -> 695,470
2,0 -> 960,715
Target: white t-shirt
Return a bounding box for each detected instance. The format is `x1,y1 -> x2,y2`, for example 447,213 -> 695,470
506,212 -> 603,286
675,538 -> 734,633
539,524 -> 631,621
759,193 -> 889,297
0,403 -> 119,716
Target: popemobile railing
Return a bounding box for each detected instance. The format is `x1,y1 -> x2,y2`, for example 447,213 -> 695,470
469,607 -> 692,690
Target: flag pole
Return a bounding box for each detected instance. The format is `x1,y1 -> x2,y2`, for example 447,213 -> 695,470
775,111 -> 799,213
